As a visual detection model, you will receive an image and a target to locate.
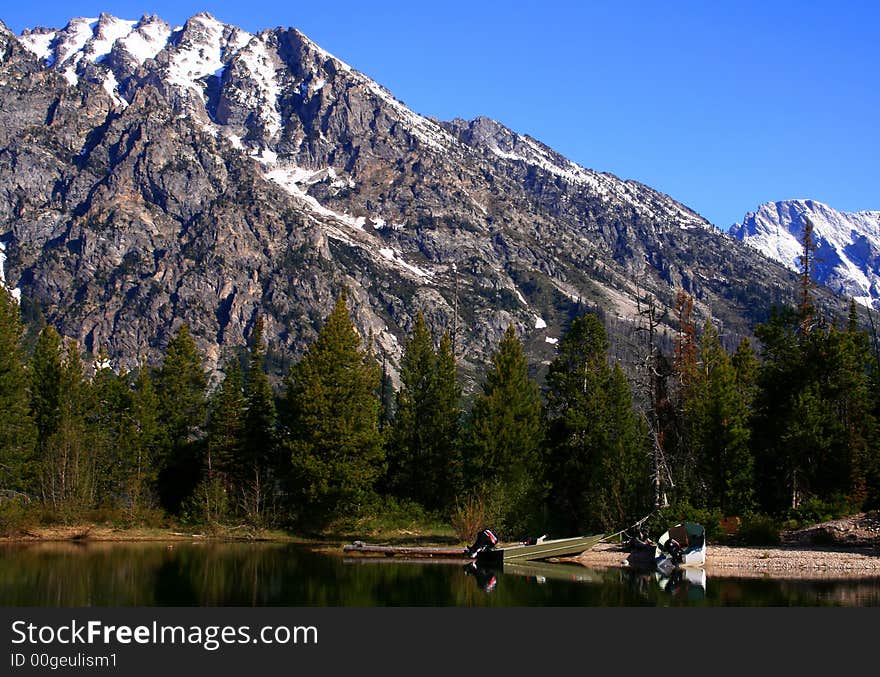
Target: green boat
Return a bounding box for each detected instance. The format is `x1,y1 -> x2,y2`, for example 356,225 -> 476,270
475,534 -> 605,565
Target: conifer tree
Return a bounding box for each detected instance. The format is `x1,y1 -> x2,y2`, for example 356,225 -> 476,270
388,313 -> 462,512
30,326 -> 64,499
465,324 -> 544,536
431,330 -> 463,509
0,287 -> 35,495
692,322 -> 755,514
752,307 -> 804,512
603,363 -> 652,527
378,357 -> 396,431
831,310 -> 876,507
207,359 -> 245,479
44,342 -> 93,513
671,292 -> 700,506
732,337 -> 760,407
88,353 -> 137,510
241,317 -> 279,523
673,291 -> 698,387
797,216 -> 819,334
155,324 -> 208,513
129,361 -> 161,515
201,358 -> 246,522
282,294 -> 384,525
545,313 -> 648,533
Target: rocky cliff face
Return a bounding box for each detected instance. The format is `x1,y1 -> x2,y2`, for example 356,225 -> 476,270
0,13 -> 850,385
731,199 -> 880,310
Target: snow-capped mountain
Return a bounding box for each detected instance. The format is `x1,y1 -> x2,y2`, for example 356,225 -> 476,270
16,13 -> 707,231
730,200 -> 880,310
0,13 -> 852,381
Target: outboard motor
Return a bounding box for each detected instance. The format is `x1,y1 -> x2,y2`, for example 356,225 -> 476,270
464,528 -> 498,558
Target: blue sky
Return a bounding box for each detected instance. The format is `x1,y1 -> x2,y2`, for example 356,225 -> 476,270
3,1 -> 878,229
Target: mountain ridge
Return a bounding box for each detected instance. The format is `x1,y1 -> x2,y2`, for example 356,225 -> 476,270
731,199 -> 880,310
0,13 -> 854,385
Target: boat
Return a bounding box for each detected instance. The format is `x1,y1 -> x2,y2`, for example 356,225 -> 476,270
654,522 -> 706,576
474,533 -> 605,565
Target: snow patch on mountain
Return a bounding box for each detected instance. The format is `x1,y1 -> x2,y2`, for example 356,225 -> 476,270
83,15 -> 135,62
0,240 -> 22,302
227,36 -> 282,138
118,17 -> 171,65
166,14 -> 240,98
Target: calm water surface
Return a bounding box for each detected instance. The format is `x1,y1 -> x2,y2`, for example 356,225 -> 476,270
2,541 -> 879,607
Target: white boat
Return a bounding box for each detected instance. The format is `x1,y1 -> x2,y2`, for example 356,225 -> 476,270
654,522 -> 706,576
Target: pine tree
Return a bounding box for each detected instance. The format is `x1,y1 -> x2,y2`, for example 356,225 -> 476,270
545,314 -> 649,533
207,359 -> 245,479
671,292 -> 701,506
732,337 -> 760,408
201,358 -> 246,523
282,294 -> 384,525
378,357 -> 396,431
388,313 -> 462,512
752,305 -> 867,512
673,291 -> 698,387
241,316 -> 279,524
752,307 -> 804,512
88,352 -> 137,511
31,326 -> 63,467
829,310 -> 876,507
129,361 -> 161,515
603,363 -> 652,528
692,322 -> 755,514
0,287 -> 36,495
41,341 -> 93,513
797,216 -> 819,334
465,324 -> 544,536
155,324 -> 208,513
431,330 -> 463,509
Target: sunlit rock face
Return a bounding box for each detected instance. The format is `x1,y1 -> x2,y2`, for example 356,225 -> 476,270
1,14 -> 844,384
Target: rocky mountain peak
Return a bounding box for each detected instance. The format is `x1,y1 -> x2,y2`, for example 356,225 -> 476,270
731,199 -> 880,309
0,13 -> 855,383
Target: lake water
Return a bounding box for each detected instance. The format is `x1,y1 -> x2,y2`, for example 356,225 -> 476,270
1,541 -> 879,607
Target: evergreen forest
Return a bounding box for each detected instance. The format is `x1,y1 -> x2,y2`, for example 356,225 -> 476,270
1,272 -> 879,543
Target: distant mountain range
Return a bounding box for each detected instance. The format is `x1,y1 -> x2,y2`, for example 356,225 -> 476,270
730,200 -> 880,310
0,12 -> 858,385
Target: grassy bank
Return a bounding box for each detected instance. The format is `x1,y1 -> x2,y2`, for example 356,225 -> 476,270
0,503 -> 461,549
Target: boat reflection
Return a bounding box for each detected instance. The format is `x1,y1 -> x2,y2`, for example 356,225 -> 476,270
655,568 -> 707,600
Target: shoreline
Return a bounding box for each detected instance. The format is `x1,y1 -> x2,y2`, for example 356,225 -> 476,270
568,541 -> 880,579
0,525 -> 301,544
5,523 -> 880,581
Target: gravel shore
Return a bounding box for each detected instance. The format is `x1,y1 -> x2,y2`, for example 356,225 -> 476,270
569,541 -> 880,579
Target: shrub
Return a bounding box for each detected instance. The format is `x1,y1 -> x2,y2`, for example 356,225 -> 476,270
738,514 -> 781,545
0,496 -> 34,537
786,495 -> 855,528
450,494 -> 489,544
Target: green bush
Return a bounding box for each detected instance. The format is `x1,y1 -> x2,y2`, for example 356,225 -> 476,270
738,514 -> 781,545
330,495 -> 450,540
786,495 -> 855,528
0,497 -> 33,537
